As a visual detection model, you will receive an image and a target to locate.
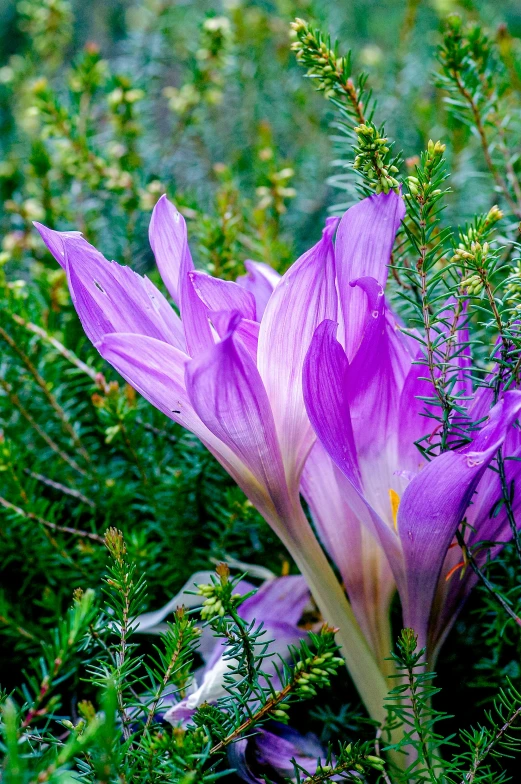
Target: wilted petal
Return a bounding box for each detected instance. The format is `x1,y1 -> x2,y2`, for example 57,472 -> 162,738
190,270 -> 257,320
236,259 -> 281,319
227,724 -> 327,784
258,218 -> 339,487
398,391 -> 521,647
164,577 -> 308,725
335,191 -> 405,359
34,222 -> 186,350
240,575 -> 310,626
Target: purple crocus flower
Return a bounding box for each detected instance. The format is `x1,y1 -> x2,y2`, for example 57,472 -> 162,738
34,193 -> 404,722
302,276 -> 521,658
34,188 -> 518,715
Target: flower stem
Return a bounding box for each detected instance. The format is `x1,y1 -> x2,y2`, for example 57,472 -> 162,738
278,502 -> 390,726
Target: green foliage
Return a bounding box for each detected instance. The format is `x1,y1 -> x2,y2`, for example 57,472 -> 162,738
0,547 -> 345,783
291,16 -> 401,201
382,630 -> 521,784
4,0 -> 521,781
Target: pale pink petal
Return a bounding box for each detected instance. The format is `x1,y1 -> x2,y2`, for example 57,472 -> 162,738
257,218 -> 339,488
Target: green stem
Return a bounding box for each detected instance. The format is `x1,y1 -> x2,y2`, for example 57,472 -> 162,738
276,501 -> 390,725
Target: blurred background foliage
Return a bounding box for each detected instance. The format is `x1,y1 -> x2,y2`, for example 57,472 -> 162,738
3,0 -> 521,749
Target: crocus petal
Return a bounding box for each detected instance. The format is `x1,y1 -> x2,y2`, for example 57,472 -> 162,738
398,391 -> 521,647
185,313 -> 290,524
303,318 -> 405,597
258,218 -> 339,487
33,225 -> 83,269
149,194 -> 187,305
335,191 -> 405,359
397,350 -> 433,474
302,320 -> 361,488
34,222 -> 186,350
301,443 -> 395,664
397,302 -> 472,473
190,270 -> 257,320
236,259 -> 281,319
149,195 -> 214,356
210,311 -> 259,362
347,278 -> 410,457
96,332 -> 246,483
449,302 -> 472,400
429,425 -> 521,656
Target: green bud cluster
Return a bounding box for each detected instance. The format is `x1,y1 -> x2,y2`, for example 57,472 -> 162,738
353,123 -> 399,194
504,261 -> 521,310
196,563 -> 244,621
256,166 -> 296,214
453,240 -> 489,265
426,138 -> 446,169
455,239 -> 492,296
406,140 -> 446,203
164,15 -> 232,116
293,650 -> 344,698
484,204 -> 504,228
452,207 -> 503,304
269,700 -> 290,722
18,0 -> 73,67
290,18 -> 347,99
460,273 -> 484,296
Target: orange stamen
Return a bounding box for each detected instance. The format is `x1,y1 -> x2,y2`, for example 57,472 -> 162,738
389,489 -> 400,531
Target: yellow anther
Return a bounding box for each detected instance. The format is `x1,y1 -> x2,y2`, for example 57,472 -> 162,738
389,488 -> 400,531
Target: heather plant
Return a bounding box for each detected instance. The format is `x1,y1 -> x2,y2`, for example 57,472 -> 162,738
4,1 -> 521,782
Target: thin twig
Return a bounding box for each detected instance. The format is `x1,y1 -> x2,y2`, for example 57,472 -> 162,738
11,314 -> 105,388
455,528 -> 521,627
0,496 -> 104,544
0,325 -> 91,463
25,469 -> 96,508
451,70 -> 520,217
0,377 -> 87,477
135,417 -> 178,445
462,705 -> 521,784
375,729 -> 393,784
143,626 -> 186,734
0,614 -> 35,640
